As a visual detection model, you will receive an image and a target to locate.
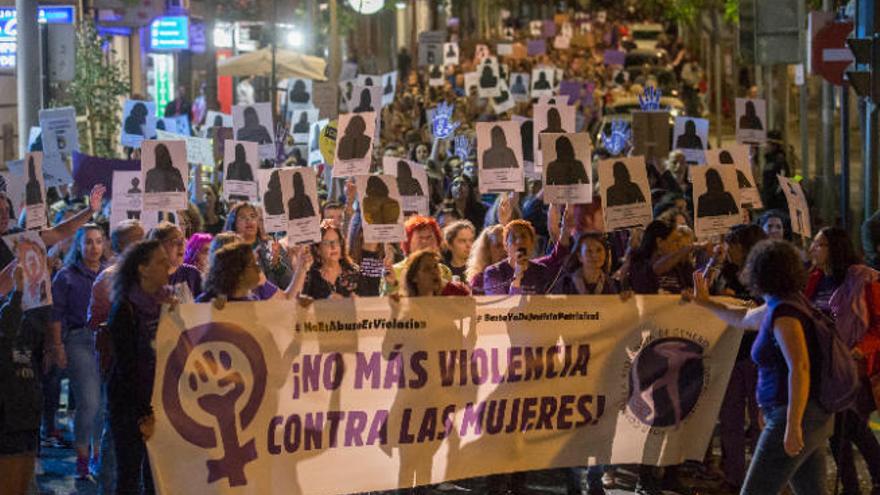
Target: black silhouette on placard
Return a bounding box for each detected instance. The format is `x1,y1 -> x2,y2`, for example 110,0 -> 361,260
289,80 -> 311,104
533,71 -> 552,90
127,210 -> 140,220
430,66 -> 443,79
521,121 -> 534,162
676,119 -> 704,149
156,120 -> 167,131
426,50 -> 436,65
123,102 -> 148,136
128,177 -> 142,194
396,161 -> 424,196
288,171 -> 316,220
384,77 -> 394,95
345,81 -> 354,102
739,101 -> 763,131
499,65 -> 508,81
511,75 -> 527,94
290,147 -> 306,167
362,176 -> 401,225
540,108 -> 565,133
145,144 -> 185,193
236,106 -> 273,144
546,136 -> 588,186
719,150 -> 753,189
293,112 -> 311,135
212,114 -> 224,128
446,44 -> 457,58
606,161 -> 646,207
263,171 -> 284,216
364,77 -> 374,86
226,143 -> 255,183
482,126 -> 518,170
479,65 -> 498,89
353,89 -> 375,113
697,168 -> 739,218
494,85 -> 510,104
24,156 -> 42,206
337,115 -> 372,160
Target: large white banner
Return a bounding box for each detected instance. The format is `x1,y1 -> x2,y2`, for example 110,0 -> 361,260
149,296 -> 742,494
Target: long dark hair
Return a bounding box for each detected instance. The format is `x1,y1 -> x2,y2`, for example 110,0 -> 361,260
204,241 -> 254,297
631,219 -> 675,263
112,240 -> 162,301
819,227 -> 862,285
565,233 -> 611,274
64,224 -> 105,267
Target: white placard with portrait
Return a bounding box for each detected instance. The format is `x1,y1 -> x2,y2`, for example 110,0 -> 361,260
333,112 -> 377,177
383,157 -> 429,215
141,140 -> 188,212
692,165 -> 742,240
541,133 -> 592,204
476,121 -> 524,192
223,140 -> 260,203
597,156 -> 653,231
356,175 -> 405,243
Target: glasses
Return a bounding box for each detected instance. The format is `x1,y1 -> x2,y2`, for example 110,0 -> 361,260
319,239 -> 341,248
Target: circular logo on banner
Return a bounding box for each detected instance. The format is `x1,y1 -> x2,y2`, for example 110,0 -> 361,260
161,322 -> 268,487
626,337 -> 705,428
319,119 -> 338,166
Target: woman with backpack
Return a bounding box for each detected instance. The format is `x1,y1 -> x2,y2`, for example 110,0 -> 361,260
688,240 -> 835,495
806,227 -> 880,495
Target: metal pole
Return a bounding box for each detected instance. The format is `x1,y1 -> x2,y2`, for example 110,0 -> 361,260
329,0 -> 341,82
841,84 -> 850,228
821,0 -> 836,219
16,0 -> 40,156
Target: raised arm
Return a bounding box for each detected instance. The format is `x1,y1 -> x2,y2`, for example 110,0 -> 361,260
40,184 -> 106,248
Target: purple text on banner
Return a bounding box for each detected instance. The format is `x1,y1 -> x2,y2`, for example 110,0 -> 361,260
527,39 -> 547,57
72,151 -> 141,198
542,20 -> 557,38
603,49 -> 626,66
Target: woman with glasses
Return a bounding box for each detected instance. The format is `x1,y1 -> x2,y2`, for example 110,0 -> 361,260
147,222 -> 201,301
288,219 -> 367,300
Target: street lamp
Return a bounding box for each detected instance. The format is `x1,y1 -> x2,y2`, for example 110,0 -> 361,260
286,29 -> 304,47
347,0 -> 384,15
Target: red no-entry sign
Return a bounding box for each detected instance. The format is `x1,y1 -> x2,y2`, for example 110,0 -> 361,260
813,21 -> 854,86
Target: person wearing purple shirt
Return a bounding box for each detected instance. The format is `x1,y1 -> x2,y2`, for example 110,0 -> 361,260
107,239 -> 173,494
147,222 -> 202,301
49,225 -> 108,479
482,217 -> 572,296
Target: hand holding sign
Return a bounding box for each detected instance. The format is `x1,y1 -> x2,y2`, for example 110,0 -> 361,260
601,119 -> 630,156
454,135 -> 471,162
638,85 -> 663,111
432,102 -> 460,140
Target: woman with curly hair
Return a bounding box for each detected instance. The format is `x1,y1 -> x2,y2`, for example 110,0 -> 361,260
690,239 -> 833,494
196,241 -> 263,303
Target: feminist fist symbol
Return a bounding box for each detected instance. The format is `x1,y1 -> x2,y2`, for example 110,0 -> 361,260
454,135 -> 471,162
188,349 -> 256,487
638,85 -> 663,111
432,102 -> 460,140
601,119 -> 630,156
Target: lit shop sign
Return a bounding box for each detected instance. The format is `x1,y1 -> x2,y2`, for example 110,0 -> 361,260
0,6 -> 76,69
149,15 -> 189,51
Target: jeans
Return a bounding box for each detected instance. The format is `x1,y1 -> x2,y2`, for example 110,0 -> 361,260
829,408 -> 880,493
110,409 -> 154,495
741,400 -> 833,495
64,327 -> 102,453
40,365 -> 62,437
97,391 -> 116,494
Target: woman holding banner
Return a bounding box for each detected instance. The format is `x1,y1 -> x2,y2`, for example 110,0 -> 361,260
223,203 -> 292,290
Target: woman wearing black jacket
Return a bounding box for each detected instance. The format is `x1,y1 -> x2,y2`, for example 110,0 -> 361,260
107,240 -> 172,494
